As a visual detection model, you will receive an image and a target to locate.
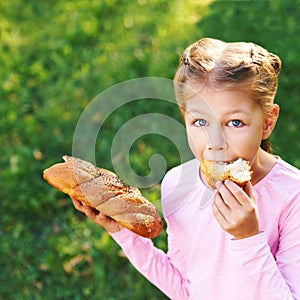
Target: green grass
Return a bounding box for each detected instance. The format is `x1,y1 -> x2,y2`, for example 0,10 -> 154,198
1,0 -> 300,299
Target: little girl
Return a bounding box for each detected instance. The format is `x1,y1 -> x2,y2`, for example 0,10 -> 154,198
72,38 -> 300,299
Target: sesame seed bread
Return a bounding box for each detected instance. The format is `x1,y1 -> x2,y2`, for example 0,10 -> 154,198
43,155 -> 163,238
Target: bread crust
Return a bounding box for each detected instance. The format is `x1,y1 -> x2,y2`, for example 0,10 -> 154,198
200,158 -> 252,189
43,155 -> 163,238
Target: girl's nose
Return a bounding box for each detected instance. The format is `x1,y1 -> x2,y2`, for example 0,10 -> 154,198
205,126 -> 227,151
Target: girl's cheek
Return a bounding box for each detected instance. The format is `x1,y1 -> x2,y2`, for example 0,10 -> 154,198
226,135 -> 256,161
187,134 -> 198,156
187,132 -> 206,158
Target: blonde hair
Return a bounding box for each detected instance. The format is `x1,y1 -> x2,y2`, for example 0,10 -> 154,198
174,38 -> 282,153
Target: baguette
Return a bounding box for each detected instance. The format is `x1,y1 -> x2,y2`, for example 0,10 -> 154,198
43,155 -> 163,238
200,158 -> 252,189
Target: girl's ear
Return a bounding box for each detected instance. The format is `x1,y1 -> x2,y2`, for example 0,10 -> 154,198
262,104 -> 280,140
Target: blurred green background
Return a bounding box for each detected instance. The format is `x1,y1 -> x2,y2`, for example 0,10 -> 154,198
1,0 -> 299,299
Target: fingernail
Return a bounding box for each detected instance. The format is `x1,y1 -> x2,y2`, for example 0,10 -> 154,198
215,181 -> 222,189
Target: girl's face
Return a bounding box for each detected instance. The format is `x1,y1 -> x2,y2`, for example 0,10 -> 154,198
184,87 -> 272,166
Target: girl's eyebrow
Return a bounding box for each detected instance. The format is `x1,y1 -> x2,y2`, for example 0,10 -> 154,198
185,107 -> 210,115
187,108 -> 247,114
222,109 -> 249,116
186,108 -> 250,120
185,109 -> 210,118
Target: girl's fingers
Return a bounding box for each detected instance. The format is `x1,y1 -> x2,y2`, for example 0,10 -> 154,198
214,191 -> 231,215
84,205 -> 100,218
243,181 -> 256,201
70,197 -> 122,233
71,197 -> 98,216
216,181 -> 241,210
223,180 -> 250,206
212,198 -> 230,228
71,197 -> 84,211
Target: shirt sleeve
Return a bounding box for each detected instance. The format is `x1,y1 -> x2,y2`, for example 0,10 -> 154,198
110,228 -> 190,299
110,170 -> 190,299
229,193 -> 300,300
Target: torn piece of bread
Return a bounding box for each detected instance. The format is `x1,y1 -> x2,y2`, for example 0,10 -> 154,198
200,158 -> 252,189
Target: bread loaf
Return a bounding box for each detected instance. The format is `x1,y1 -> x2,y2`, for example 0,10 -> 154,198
200,158 -> 252,189
43,155 -> 163,238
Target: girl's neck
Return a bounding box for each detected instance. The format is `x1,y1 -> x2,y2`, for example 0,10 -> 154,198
251,148 -> 277,185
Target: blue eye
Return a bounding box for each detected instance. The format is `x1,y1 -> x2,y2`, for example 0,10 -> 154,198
228,120 -> 243,127
194,119 -> 207,127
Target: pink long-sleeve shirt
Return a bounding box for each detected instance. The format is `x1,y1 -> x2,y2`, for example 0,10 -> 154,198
111,157 -> 300,299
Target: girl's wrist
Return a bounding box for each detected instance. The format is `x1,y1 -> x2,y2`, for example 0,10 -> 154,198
233,229 -> 261,240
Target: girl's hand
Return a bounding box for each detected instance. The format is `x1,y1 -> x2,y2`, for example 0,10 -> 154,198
71,197 -> 123,233
212,181 -> 260,239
